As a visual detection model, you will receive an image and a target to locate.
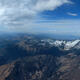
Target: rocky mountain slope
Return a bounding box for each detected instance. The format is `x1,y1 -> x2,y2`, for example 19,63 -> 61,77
0,54 -> 80,80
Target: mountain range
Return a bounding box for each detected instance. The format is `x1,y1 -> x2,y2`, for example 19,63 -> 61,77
0,34 -> 80,80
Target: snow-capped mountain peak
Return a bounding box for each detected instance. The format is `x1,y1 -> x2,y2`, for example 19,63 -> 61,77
64,40 -> 80,50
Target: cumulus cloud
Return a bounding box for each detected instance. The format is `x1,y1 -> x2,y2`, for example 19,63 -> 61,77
0,0 -> 71,28
67,12 -> 78,16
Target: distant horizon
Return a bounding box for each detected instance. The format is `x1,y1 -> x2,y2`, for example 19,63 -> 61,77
0,31 -> 80,40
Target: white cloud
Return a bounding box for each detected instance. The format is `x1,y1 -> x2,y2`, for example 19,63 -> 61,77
67,12 -> 78,16
0,0 -> 71,29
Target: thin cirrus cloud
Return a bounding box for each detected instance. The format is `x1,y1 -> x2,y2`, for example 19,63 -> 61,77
67,12 -> 78,16
0,0 -> 71,28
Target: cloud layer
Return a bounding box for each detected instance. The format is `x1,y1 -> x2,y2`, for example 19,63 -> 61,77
0,0 -> 72,32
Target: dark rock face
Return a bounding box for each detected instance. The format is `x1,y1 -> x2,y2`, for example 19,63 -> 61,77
5,55 -> 58,80
57,54 -> 80,80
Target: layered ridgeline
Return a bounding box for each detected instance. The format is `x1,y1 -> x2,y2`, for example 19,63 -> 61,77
0,34 -> 80,80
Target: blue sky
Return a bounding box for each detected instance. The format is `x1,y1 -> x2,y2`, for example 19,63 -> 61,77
41,0 -> 80,20
0,0 -> 80,35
